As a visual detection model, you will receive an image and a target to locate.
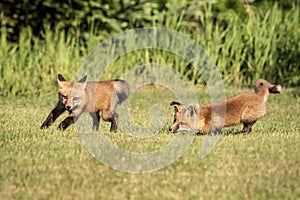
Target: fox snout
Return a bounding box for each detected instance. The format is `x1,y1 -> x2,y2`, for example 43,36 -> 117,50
169,123 -> 193,133
65,103 -> 78,113
62,100 -> 74,111
169,125 -> 178,133
66,105 -> 72,111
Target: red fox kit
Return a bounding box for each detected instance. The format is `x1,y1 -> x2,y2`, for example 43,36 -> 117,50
41,74 -> 130,132
169,79 -> 281,134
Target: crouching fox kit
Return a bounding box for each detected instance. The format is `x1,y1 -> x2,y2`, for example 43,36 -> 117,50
40,74 -> 130,132
169,79 -> 281,134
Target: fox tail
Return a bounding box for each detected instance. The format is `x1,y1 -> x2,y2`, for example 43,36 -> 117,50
114,80 -> 130,104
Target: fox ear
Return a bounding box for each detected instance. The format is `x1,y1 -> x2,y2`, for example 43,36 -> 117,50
57,74 -> 66,89
170,101 -> 182,113
186,106 -> 197,117
78,75 -> 87,90
58,74 -> 66,81
170,101 -> 182,106
78,75 -> 87,83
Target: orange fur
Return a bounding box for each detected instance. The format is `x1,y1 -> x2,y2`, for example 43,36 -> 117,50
41,74 -> 130,132
169,79 -> 281,134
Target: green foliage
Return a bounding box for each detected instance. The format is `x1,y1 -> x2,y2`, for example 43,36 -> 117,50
197,3 -> 300,86
0,0 -> 171,41
0,1 -> 299,96
0,26 -> 83,96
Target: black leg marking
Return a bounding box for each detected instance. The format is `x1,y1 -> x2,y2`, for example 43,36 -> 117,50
109,113 -> 119,132
41,102 -> 66,129
57,116 -> 75,131
90,112 -> 100,131
236,121 -> 256,134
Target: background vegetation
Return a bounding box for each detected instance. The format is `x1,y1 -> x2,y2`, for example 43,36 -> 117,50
0,0 -> 299,96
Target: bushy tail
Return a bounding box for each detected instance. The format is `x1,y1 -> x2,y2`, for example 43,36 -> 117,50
114,80 -> 130,104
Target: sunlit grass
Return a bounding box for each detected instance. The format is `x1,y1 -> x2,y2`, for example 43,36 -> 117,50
0,87 -> 299,199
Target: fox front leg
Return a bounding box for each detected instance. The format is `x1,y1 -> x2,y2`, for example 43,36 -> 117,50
57,116 -> 76,131
90,112 -> 100,131
41,102 -> 66,129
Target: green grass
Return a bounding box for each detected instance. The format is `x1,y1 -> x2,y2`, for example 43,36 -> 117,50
0,86 -> 299,199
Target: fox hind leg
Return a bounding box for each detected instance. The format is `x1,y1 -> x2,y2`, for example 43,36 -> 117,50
236,121 -> 256,134
110,113 -> 119,133
102,111 -> 118,132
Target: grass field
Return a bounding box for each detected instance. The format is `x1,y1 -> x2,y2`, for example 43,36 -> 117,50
0,86 -> 299,199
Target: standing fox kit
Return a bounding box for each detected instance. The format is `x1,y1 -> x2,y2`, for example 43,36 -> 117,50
169,79 -> 281,134
40,74 -> 130,132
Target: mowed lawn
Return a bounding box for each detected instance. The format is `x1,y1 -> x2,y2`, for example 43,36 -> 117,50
0,86 -> 299,199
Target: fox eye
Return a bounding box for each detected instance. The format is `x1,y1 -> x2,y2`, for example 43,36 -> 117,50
62,95 -> 68,99
179,121 -> 186,126
73,97 -> 78,101
259,82 -> 264,86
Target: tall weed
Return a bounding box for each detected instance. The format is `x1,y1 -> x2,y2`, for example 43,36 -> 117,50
197,3 -> 299,86
0,3 -> 299,97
